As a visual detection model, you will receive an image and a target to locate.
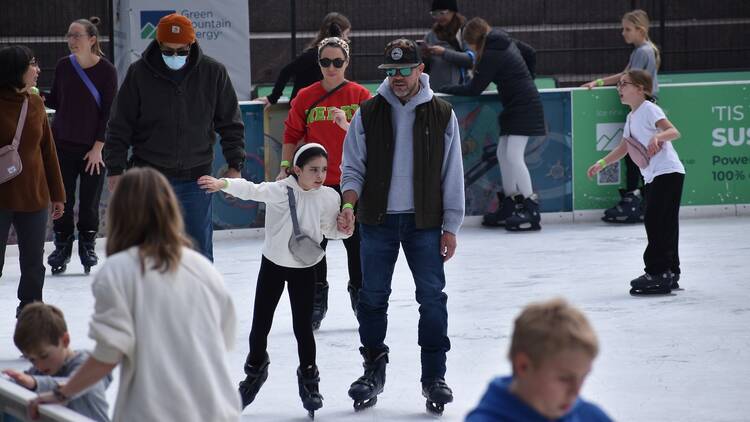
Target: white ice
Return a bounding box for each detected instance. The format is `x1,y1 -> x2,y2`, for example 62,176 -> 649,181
2,216 -> 749,421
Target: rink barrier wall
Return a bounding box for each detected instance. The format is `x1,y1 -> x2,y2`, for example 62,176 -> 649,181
0,377 -> 93,422
20,77 -> 745,242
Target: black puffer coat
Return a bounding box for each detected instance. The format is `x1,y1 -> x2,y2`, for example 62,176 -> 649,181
441,29 -> 546,136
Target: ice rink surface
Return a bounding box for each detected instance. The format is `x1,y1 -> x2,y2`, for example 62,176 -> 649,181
2,216 -> 749,421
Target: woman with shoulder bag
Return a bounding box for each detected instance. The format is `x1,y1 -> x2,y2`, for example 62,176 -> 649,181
0,45 -> 65,317
44,17 -> 118,275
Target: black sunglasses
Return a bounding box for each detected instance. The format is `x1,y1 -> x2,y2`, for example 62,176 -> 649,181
319,58 -> 346,68
160,47 -> 190,57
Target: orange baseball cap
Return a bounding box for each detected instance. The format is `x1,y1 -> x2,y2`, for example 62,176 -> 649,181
156,13 -> 195,44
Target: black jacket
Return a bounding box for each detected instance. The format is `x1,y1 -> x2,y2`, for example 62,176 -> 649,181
104,40 -> 245,179
267,48 -> 322,104
441,29 -> 546,137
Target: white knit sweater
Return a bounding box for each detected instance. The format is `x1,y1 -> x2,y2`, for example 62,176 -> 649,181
88,247 -> 240,422
221,175 -> 350,268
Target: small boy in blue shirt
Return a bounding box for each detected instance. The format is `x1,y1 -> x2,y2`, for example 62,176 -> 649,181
466,298 -> 612,422
2,303 -> 111,422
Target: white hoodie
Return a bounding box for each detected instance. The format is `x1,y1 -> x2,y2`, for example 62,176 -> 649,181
221,175 -> 350,268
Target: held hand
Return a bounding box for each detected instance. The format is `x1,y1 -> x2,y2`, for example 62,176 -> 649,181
28,391 -> 61,420
51,202 -> 64,220
587,162 -> 604,179
440,232 -> 457,262
331,107 -> 350,131
197,176 -> 225,193
2,369 -> 36,389
107,175 -> 121,193
83,142 -> 105,175
428,45 -> 446,56
648,136 -> 663,156
338,208 -> 355,233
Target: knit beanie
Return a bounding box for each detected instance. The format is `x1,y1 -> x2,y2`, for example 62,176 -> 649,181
156,13 -> 196,44
431,0 -> 458,12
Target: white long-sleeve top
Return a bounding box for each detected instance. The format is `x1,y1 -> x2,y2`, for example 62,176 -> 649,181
88,247 -> 240,422
221,175 -> 350,268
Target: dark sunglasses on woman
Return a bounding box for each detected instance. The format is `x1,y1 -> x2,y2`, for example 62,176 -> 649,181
319,58 -> 346,68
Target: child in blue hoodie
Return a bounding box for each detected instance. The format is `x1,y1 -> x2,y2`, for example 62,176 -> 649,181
466,298 -> 612,422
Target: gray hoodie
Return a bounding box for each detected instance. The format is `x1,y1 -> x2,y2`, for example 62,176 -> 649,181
341,73 -> 465,234
27,350 -> 111,422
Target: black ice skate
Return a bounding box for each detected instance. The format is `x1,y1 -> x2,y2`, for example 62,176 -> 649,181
297,365 -> 323,419
78,230 -> 99,274
47,232 -> 74,275
348,346 -> 389,411
505,194 -> 541,232
238,353 -> 270,408
347,281 -> 359,316
630,271 -> 673,295
422,378 -> 453,416
311,280 -> 329,330
602,189 -> 644,224
482,192 -> 515,227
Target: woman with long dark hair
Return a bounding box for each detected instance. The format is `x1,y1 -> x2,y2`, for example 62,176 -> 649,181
0,45 -> 65,317
420,0 -> 474,90
258,12 -> 352,107
441,17 -> 546,232
45,17 -> 118,275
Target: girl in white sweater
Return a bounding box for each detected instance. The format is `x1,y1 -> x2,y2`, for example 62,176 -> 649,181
198,143 -> 352,418
30,167 -> 241,422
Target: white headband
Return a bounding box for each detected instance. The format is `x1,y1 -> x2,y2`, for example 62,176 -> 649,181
293,143 -> 327,167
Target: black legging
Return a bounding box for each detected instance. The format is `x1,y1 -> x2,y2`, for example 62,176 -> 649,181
247,256 -> 317,367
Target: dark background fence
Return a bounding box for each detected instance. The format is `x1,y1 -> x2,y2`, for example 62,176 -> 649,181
0,1 -> 748,92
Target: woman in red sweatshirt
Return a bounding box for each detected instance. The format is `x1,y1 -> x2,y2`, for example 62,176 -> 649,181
278,36 -> 371,330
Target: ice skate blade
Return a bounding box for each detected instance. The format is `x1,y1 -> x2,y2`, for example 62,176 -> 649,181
505,223 -> 541,232
50,265 -> 67,275
307,410 -> 314,419
629,287 -> 673,296
353,396 -> 377,411
426,400 -> 445,416
601,216 -> 642,224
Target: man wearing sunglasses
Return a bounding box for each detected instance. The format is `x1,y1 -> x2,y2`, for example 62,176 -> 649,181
339,39 -> 464,415
104,13 -> 245,261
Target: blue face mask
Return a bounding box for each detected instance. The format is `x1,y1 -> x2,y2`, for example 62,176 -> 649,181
162,54 -> 187,70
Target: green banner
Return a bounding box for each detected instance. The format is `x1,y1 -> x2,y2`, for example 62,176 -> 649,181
572,83 -> 750,209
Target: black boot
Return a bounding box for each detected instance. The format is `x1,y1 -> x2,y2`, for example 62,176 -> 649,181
47,232 -> 74,275
311,281 -> 329,331
630,271 -> 673,295
78,230 -> 98,275
422,377 -> 454,416
505,194 -> 541,232
238,353 -> 270,408
482,192 -> 515,227
348,346 -> 389,411
347,281 -> 359,315
602,189 -> 644,223
297,365 -> 323,418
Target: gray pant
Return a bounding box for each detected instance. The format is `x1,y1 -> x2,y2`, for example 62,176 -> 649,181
0,208 -> 48,305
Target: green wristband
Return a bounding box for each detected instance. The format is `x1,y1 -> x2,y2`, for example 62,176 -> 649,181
597,159 -> 607,168
342,202 -> 354,210
595,78 -> 604,87
280,160 -> 290,168
222,178 -> 229,189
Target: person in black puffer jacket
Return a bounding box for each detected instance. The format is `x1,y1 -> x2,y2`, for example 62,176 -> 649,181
441,17 -> 546,232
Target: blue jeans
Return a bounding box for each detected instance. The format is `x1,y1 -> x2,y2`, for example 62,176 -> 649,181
357,213 -> 450,381
169,179 -> 213,261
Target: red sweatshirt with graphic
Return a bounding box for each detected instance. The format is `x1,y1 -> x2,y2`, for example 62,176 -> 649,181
284,81 -> 371,185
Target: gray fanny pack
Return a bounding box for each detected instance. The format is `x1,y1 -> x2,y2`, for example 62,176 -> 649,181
286,186 -> 325,266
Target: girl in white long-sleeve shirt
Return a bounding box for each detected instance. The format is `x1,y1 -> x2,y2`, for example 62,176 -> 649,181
30,167 -> 241,422
199,143 -> 352,417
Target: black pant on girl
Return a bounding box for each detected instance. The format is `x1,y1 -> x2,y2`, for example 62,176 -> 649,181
643,172 -> 684,275
247,256 -> 317,367
53,149 -> 105,235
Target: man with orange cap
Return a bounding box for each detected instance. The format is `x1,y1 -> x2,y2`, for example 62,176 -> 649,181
105,13 -> 245,261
